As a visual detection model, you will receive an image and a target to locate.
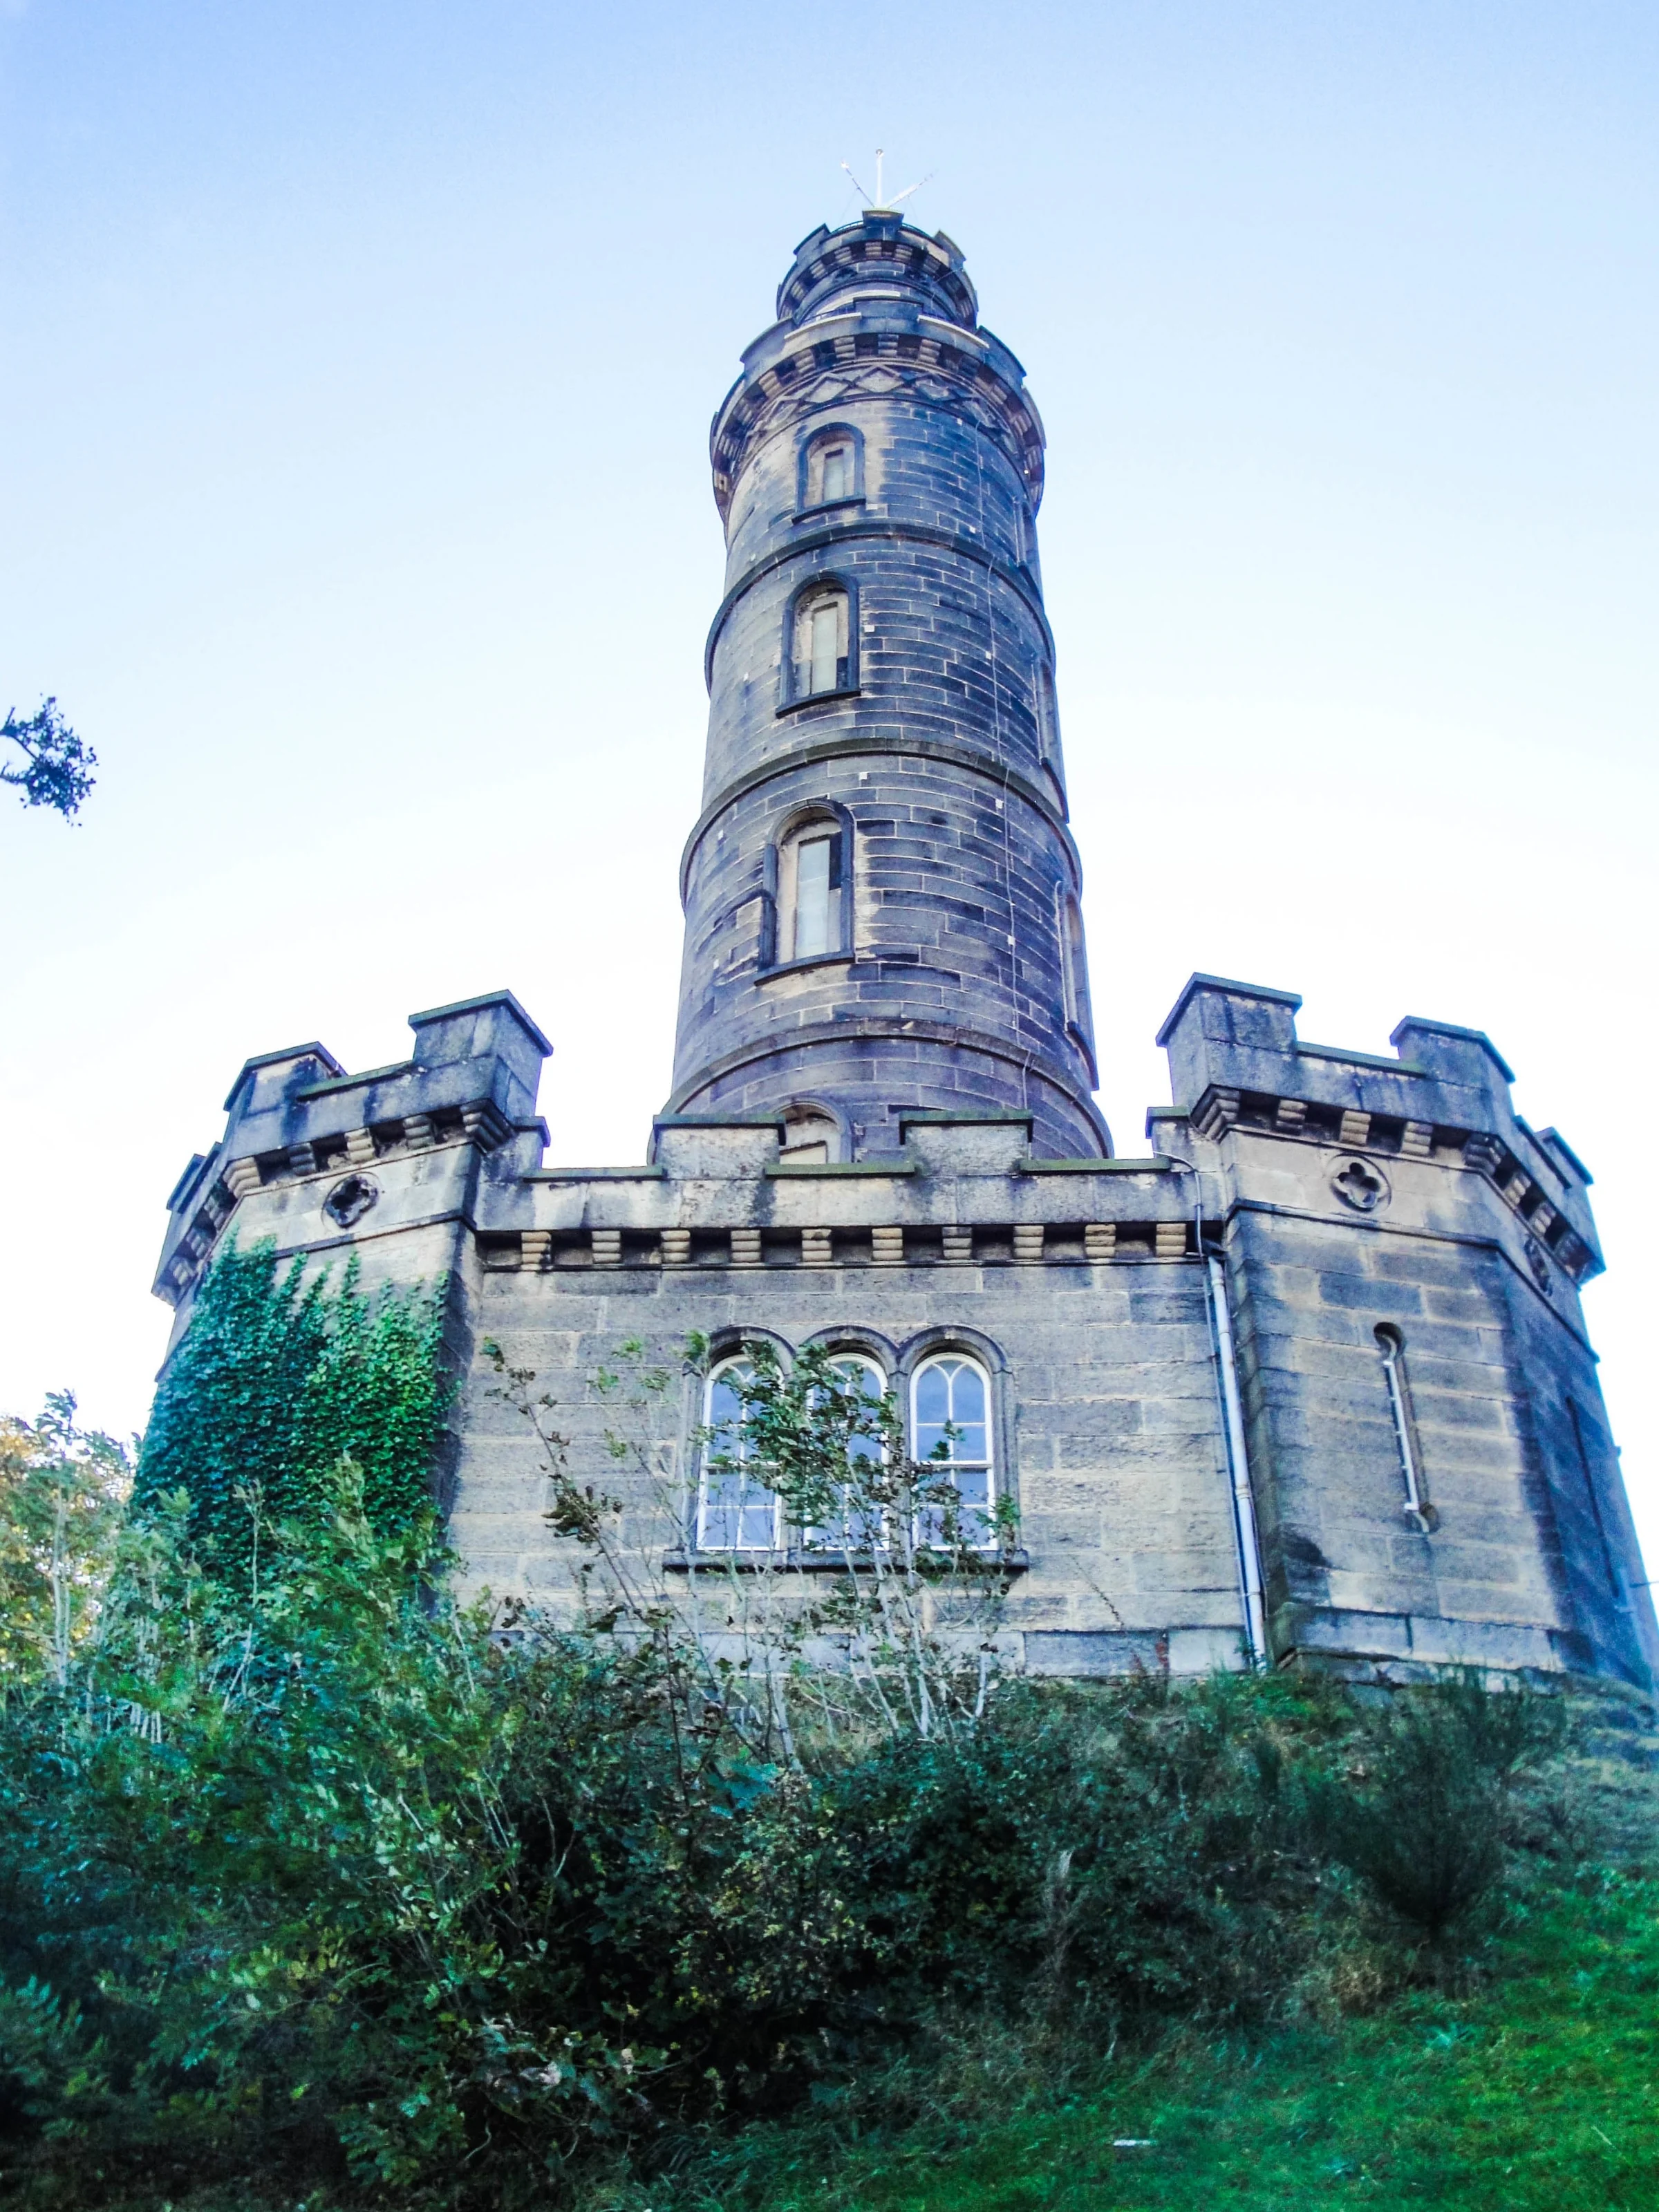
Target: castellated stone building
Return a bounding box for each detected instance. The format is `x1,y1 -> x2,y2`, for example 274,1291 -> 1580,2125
155,211 -> 1655,1693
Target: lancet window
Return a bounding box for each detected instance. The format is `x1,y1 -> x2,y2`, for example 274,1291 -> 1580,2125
1375,1327 -> 1430,1524
777,816 -> 846,963
697,1359 -> 778,1551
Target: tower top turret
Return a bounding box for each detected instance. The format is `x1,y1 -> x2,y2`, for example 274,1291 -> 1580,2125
777,214 -> 978,331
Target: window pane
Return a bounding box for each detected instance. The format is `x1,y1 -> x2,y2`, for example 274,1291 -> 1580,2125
807,1357 -> 885,1548
821,446 -> 850,502
701,1362 -> 778,1550
795,836 -> 833,957
912,1358 -> 995,1546
809,603 -> 840,692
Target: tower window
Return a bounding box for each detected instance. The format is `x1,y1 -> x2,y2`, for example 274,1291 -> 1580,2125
780,1103 -> 841,1164
1375,1327 -> 1432,1525
763,807 -> 853,968
1036,664 -> 1061,770
697,1359 -> 778,1550
799,424 -> 864,512
911,1353 -> 995,1547
1056,888 -> 1095,1061
794,834 -> 839,955
796,588 -> 849,696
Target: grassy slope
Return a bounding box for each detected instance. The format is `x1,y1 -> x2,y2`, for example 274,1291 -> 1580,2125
693,1880 -> 1659,2212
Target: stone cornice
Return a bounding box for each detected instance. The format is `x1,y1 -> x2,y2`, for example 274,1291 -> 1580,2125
1185,1082 -> 1599,1286
704,514 -> 1053,688
679,731 -> 1079,904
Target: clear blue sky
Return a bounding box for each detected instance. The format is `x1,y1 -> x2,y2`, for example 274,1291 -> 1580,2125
3,2 -> 1656,1556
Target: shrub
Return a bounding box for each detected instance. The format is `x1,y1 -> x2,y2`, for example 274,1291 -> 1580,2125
1301,1671 -> 1564,1938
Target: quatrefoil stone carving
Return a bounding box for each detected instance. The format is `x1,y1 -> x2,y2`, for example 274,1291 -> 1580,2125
1331,1156 -> 1389,1214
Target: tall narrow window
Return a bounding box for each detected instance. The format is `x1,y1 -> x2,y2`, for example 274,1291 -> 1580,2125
697,1360 -> 778,1550
780,820 -> 844,962
1036,664 -> 1058,765
1376,1327 -> 1431,1524
1057,889 -> 1094,1056
801,427 -> 861,509
806,1355 -> 888,1550
912,1354 -> 995,1547
795,588 -> 849,697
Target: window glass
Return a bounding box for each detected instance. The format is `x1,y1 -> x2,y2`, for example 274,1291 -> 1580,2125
806,1355 -> 887,1550
781,825 -> 843,962
795,836 -> 834,956
820,444 -> 851,503
912,1355 -> 994,1543
796,589 -> 848,696
698,1360 -> 778,1550
809,604 -> 840,692
1375,1329 -> 1427,1520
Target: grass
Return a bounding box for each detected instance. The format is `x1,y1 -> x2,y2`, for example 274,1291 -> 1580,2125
666,1875 -> 1659,2212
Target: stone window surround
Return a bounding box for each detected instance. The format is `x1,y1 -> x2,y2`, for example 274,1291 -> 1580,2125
777,570 -> 861,713
795,419 -> 866,516
756,800 -> 857,972
673,1322 -> 1018,1569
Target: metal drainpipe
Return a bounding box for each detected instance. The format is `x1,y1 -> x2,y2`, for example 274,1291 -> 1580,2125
1207,1250 -> 1269,1669
1161,1150 -> 1269,1670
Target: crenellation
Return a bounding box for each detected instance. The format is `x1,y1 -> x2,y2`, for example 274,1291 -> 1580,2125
148,214 -> 1654,1699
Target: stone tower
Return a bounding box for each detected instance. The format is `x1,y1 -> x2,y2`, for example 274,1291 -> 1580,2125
668,212 -> 1108,1164
152,212 -> 1658,1699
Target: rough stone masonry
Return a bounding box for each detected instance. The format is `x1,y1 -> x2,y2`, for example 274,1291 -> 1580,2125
154,212 -> 1657,1694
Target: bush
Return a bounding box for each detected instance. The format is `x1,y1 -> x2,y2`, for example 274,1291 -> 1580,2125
0,1291 -> 1588,2206
1301,1671 -> 1564,1938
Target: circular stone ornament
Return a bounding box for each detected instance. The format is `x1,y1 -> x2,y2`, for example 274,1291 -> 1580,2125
1330,1155 -> 1389,1214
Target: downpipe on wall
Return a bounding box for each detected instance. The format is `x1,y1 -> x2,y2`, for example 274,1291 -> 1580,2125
1163,1154 -> 1269,1670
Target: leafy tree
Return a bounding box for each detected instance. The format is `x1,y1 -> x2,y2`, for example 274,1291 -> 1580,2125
1,699 -> 95,819
0,1394 -> 129,1694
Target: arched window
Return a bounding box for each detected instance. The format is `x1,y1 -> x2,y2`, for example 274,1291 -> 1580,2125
805,1354 -> 888,1550
794,585 -> 850,697
1376,1327 -> 1430,1524
697,1359 -> 778,1550
781,1103 -> 841,1165
911,1353 -> 995,1547
778,816 -> 845,962
800,424 -> 863,512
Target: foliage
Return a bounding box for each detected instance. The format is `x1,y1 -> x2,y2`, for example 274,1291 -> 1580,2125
0,1295 -> 1616,2207
494,1333 -> 1022,1755
668,1871 -> 1659,2212
1,699 -> 95,819
1301,1670 -> 1566,1938
0,1395 -> 129,1694
133,1240 -> 450,1581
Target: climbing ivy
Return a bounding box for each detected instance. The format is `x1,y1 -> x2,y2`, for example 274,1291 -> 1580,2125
135,1240 -> 449,1581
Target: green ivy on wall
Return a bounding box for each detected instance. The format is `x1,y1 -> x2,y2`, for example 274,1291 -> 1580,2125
135,1240 -> 449,1581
